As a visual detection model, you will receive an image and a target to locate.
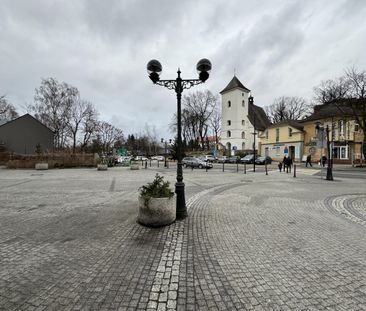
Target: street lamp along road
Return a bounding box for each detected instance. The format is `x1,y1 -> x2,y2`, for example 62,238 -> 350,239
161,138 -> 172,168
315,122 -> 333,181
147,59 -> 212,219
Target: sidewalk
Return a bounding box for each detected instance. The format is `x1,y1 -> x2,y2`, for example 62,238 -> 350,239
0,167 -> 366,310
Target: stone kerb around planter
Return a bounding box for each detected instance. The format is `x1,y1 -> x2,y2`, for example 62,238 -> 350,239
138,195 -> 176,227
35,163 -> 48,170
97,164 -> 108,171
130,161 -> 140,170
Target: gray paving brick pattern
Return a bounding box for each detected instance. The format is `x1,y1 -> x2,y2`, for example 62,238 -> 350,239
0,166 -> 366,310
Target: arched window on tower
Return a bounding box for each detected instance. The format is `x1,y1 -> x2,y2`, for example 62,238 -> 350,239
228,100 -> 231,108
242,142 -> 245,150
227,131 -> 231,138
242,100 -> 245,107
241,131 -> 245,139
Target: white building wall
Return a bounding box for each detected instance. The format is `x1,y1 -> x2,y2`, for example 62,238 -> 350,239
221,88 -> 256,154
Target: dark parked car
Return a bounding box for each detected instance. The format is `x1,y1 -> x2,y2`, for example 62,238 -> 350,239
255,156 -> 272,165
182,157 -> 213,169
240,154 -> 257,164
228,156 -> 240,163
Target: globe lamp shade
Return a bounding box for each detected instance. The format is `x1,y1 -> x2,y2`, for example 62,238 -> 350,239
196,58 -> 212,82
147,59 -> 162,83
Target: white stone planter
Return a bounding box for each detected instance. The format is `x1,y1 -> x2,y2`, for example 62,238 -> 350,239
130,162 -> 140,170
97,164 -> 108,171
138,195 -> 176,227
35,163 -> 48,170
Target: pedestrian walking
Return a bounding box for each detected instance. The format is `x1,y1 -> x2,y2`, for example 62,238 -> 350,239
321,155 -> 327,167
283,156 -> 287,172
278,161 -> 282,172
306,154 -> 312,167
287,157 -> 293,173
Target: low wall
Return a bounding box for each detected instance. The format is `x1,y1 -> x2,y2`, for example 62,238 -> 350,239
6,153 -> 96,169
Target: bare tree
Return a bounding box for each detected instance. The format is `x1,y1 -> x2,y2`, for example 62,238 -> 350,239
80,104 -> 99,150
210,102 -> 221,147
314,67 -> 366,160
0,95 -> 19,120
183,90 -> 218,149
32,78 -> 79,149
265,96 -> 311,123
97,121 -> 124,153
67,100 -> 97,153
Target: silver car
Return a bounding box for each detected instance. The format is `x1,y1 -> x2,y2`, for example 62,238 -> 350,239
182,157 -> 213,169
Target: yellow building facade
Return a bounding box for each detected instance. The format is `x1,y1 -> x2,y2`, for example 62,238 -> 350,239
301,117 -> 364,164
258,102 -> 364,164
258,120 -> 304,162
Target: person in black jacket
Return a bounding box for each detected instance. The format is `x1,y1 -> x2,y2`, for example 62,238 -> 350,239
306,154 -> 312,167
321,155 -> 327,167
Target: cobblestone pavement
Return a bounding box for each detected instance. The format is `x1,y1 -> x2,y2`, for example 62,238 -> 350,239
0,166 -> 366,310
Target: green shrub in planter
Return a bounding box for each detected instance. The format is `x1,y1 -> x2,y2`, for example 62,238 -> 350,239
138,174 -> 175,226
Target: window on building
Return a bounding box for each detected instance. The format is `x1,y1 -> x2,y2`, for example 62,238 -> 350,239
242,100 -> 245,107
227,120 -> 231,126
242,120 -> 245,126
340,146 -> 348,159
242,142 -> 245,150
241,131 -> 245,139
276,128 -> 280,142
288,127 -> 293,137
228,100 -> 231,108
339,120 -> 344,136
355,123 -> 360,132
227,131 -> 231,138
242,93 -> 244,97
265,130 -> 268,139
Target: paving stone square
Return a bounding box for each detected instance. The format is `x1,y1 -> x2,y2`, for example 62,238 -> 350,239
0,165 -> 366,310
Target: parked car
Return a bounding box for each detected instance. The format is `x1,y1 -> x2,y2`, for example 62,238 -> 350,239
182,157 -> 213,169
255,156 -> 272,165
240,154 -> 257,164
228,156 -> 240,163
135,156 -> 148,161
201,155 -> 217,162
217,156 -> 228,163
152,155 -> 165,161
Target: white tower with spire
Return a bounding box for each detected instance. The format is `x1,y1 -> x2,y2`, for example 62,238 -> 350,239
220,75 -> 258,155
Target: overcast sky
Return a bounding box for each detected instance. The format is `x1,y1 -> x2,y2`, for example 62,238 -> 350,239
1,0 -> 366,139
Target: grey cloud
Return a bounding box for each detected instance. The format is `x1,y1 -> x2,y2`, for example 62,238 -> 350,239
1,0 -> 365,139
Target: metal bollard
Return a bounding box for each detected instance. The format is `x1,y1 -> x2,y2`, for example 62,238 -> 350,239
149,159 -> 151,167
237,163 -> 239,172
293,164 -> 296,178
145,161 -> 147,169
222,162 -> 224,172
206,165 -> 208,172
244,163 -> 246,174
265,162 -> 268,175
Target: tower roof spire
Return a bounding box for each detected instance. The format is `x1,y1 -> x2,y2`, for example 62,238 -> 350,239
220,76 -> 250,94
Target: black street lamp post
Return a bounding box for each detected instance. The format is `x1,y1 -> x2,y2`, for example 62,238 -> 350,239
249,96 -> 256,172
316,122 -> 333,181
161,138 -> 172,168
147,59 -> 212,219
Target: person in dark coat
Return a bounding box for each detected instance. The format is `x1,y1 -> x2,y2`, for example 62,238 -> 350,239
278,161 -> 283,172
287,157 -> 293,173
321,155 -> 327,167
306,154 -> 312,167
